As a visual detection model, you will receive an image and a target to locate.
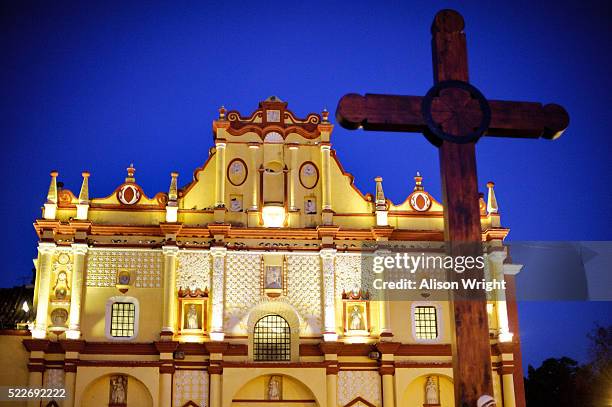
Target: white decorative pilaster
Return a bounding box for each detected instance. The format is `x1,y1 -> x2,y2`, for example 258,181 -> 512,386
489,250 -> 513,343
162,245 -> 179,334
248,143 -> 260,210
320,248 -> 337,341
32,242 -> 56,339
210,247 -> 227,341
215,141 -> 227,208
66,243 -> 87,340
288,144 -> 298,211
320,144 -> 332,211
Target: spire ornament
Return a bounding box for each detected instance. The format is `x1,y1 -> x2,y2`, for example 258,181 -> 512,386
76,171 -> 90,220
374,176 -> 388,226
486,181 -> 498,214
166,172 -> 179,223
168,172 -> 179,202
414,171 -> 424,191
125,164 -> 136,183
43,171 -> 58,220
46,171 -> 58,204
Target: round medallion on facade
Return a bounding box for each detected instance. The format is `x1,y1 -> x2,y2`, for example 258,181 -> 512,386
57,252 -> 70,265
421,80 -> 491,144
299,162 -> 319,189
227,158 -> 248,186
409,191 -> 432,212
50,308 -> 68,327
117,184 -> 141,205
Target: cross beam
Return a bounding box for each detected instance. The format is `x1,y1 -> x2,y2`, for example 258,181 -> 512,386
336,9 -> 568,407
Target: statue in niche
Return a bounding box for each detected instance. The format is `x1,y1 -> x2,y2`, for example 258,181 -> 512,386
109,375 -> 127,405
349,305 -> 364,331
267,376 -> 282,400
425,376 -> 439,405
52,271 -> 69,300
305,198 -> 316,214
186,304 -> 199,329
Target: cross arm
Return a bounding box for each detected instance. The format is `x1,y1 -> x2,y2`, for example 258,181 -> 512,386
488,100 -> 569,140
335,93 -> 570,140
335,93 -> 426,133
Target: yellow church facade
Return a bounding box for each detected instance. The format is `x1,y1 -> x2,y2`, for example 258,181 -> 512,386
0,97 -> 525,407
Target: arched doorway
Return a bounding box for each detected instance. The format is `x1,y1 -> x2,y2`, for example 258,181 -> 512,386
231,374 -> 319,407
80,373 -> 153,407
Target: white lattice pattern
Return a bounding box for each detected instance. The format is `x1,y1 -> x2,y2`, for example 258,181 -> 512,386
337,370 -> 381,407
177,251 -> 210,291
335,254 -> 375,298
286,254 -> 322,334
224,253 -> 261,334
43,369 -> 64,388
86,249 -> 162,288
173,370 -> 208,407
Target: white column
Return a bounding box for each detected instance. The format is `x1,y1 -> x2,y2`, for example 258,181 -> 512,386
64,370 -> 76,407
502,372 -> 517,407
382,373 -> 395,407
326,372 -> 337,407
320,249 -> 337,341
288,144 -> 298,210
489,251 -> 513,342
162,246 -> 179,334
66,243 -> 87,340
33,242 -> 56,339
210,247 -> 227,341
27,369 -> 43,407
320,144 -> 332,211
248,143 -> 260,210
215,141 -> 227,207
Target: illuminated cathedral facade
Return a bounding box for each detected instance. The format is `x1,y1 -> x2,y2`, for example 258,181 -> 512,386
0,97 -> 525,407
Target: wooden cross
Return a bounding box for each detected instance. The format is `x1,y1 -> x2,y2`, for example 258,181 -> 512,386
336,9 -> 569,407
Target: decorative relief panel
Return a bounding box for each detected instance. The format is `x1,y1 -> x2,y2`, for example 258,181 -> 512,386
224,253 -> 262,334
286,254 -> 322,334
43,368 -> 64,388
173,370 -> 208,407
51,249 -> 73,302
335,254 -> 375,299
177,251 -> 210,291
337,370 -> 382,407
86,249 -> 162,288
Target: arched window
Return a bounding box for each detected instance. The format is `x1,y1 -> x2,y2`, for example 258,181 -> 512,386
412,304 -> 439,340
253,314 -> 291,361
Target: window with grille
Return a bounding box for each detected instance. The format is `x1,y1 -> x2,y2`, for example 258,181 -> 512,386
253,314 -> 291,361
110,302 -> 136,338
414,306 -> 438,340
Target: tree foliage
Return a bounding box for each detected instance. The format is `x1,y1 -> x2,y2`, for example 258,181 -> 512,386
525,324 -> 612,407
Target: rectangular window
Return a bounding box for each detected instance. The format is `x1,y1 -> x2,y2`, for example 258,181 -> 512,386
110,302 -> 135,338
414,306 -> 438,340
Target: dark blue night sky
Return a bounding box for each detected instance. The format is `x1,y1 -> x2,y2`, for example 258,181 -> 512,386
1,0 -> 610,371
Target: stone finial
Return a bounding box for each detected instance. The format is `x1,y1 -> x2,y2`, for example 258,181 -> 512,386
321,108 -> 329,123
125,164 -> 136,183
46,171 -> 58,204
218,105 -> 227,120
78,171 -> 90,204
486,181 -> 498,214
168,172 -> 179,202
375,176 -> 386,209
414,171 -> 424,191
